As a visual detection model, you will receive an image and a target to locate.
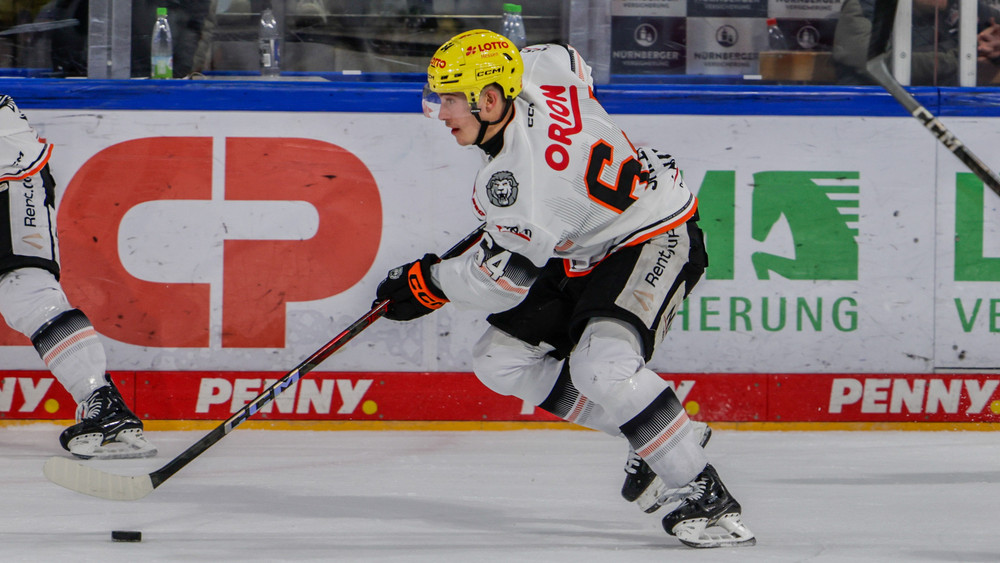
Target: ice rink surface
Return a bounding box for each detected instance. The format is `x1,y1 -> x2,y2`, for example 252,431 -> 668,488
1,425 -> 998,562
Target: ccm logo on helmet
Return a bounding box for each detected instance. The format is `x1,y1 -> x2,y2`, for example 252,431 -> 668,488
465,40 -> 511,55
476,67 -> 504,78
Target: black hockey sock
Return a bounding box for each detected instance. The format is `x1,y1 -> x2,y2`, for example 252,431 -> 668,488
620,386 -> 687,467
30,308 -> 101,370
537,363 -> 600,425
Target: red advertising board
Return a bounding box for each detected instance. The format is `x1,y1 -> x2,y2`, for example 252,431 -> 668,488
2,371 -> 998,425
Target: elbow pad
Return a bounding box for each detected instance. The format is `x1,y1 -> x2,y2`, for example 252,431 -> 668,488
437,232 -> 541,312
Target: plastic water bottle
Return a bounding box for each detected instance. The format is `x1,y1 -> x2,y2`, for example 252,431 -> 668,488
150,7 -> 173,78
259,8 -> 281,77
766,18 -> 788,50
501,3 -> 526,49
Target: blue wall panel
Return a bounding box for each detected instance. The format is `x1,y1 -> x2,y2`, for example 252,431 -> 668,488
1,77 -> 997,117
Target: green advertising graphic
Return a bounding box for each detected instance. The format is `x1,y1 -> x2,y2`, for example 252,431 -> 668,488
678,170 -> 862,334
689,168 -> 1000,344
955,172 -> 1000,282
952,173 -> 1000,334
695,171 -> 736,280
697,170 -> 860,280
750,171 -> 860,280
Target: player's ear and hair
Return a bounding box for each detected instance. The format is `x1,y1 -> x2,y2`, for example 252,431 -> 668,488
479,83 -> 508,107
488,82 -> 510,100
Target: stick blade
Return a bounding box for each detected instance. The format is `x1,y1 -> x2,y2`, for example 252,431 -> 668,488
43,456 -> 154,501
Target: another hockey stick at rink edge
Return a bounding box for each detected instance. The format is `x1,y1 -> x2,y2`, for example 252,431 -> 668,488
43,224 -> 487,501
865,0 -> 1000,197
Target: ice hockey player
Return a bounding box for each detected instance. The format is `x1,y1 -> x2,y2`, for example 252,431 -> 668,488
373,30 -> 754,547
0,95 -> 155,460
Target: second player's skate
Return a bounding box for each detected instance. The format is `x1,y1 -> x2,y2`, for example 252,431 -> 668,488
59,375 -> 157,460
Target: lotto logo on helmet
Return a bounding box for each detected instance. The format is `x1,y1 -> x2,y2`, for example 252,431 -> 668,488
465,40 -> 511,56
430,57 -> 447,68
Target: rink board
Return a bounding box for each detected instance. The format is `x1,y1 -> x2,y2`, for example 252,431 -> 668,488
1,370 -> 997,424
0,80 -> 999,426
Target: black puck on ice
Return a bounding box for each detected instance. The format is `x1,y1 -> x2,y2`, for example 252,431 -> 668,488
111,530 -> 142,542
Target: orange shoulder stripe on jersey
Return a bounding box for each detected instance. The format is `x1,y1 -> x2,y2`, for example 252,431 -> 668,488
623,199 -> 698,249
575,51 -> 588,82
0,143 -> 52,183
623,131 -> 638,153
561,199 -> 699,278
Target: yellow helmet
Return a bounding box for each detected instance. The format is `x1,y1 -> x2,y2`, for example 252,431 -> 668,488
427,29 -> 523,106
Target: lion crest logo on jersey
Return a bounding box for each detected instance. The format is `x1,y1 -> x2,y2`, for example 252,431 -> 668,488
486,171 -> 519,207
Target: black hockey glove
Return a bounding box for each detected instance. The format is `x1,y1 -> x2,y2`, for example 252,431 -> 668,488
374,253 -> 449,321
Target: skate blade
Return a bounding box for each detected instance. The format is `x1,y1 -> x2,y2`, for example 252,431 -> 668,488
673,513 -> 756,548
68,429 -> 158,460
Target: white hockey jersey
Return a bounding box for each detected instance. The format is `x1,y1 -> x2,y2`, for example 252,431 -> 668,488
0,95 -> 52,190
434,45 -> 696,313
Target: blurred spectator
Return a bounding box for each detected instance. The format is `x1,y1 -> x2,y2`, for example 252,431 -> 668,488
833,0 -> 1000,85
37,0 -> 87,76
977,17 -> 1000,60
34,0 -> 209,77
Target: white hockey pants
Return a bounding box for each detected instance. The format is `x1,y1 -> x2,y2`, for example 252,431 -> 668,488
0,267 -> 107,402
473,317 -> 707,487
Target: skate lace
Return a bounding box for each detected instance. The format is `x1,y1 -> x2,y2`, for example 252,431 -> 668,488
624,447 -> 642,474
75,393 -> 103,422
683,476 -> 709,503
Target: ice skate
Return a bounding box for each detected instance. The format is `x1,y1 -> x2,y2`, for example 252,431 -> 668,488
661,464 -> 755,548
59,375 -> 157,460
621,420 -> 711,513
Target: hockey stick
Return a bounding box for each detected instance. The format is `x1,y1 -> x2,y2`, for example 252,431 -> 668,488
43,225 -> 485,501
865,0 -> 1000,197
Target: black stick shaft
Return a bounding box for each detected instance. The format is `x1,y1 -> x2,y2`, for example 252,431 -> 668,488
866,55 -> 1000,198
147,225 -> 485,490
867,0 -> 899,60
